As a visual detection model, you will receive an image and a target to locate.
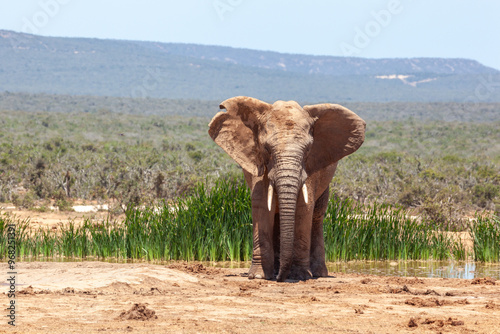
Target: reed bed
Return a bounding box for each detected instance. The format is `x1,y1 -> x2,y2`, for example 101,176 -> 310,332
470,215 -> 500,262
323,197 -> 467,261
0,177 -> 253,262
0,177 -> 497,262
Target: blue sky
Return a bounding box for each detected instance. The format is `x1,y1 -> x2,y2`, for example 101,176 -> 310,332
1,0 -> 499,70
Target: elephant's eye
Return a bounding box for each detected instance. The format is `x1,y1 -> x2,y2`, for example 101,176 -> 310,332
305,139 -> 313,153
263,143 -> 271,155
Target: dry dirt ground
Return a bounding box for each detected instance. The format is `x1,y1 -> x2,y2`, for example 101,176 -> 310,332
0,204 -> 122,229
1,208 -> 499,333
1,261 -> 498,334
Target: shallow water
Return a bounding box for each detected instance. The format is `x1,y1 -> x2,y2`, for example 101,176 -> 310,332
13,257 -> 500,279
326,261 -> 500,279
213,260 -> 500,279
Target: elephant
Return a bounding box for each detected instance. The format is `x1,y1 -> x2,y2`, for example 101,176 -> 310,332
209,96 -> 365,282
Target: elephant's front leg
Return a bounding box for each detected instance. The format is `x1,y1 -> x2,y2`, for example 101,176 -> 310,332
288,193 -> 314,280
310,187 -> 329,277
248,180 -> 276,280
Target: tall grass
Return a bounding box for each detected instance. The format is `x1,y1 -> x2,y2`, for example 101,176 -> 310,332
470,215 -> 500,262
324,197 -> 466,261
1,177 -> 495,263
0,177 -> 252,262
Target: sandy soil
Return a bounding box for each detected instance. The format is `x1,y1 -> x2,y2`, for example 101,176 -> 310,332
0,261 -> 498,334
0,204 -> 123,229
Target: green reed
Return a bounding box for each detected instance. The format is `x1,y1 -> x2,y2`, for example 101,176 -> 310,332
0,178 -> 250,261
470,215 -> 500,262
0,177 -> 488,263
323,197 -> 466,261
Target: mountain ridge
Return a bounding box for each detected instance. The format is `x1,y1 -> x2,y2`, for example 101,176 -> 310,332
1,29 -> 499,102
132,39 -> 499,76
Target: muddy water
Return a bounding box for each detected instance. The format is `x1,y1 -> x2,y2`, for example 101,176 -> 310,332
212,261 -> 500,279
326,261 -> 500,279
16,258 -> 500,279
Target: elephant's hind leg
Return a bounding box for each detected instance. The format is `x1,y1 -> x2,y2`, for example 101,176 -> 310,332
310,187 -> 329,277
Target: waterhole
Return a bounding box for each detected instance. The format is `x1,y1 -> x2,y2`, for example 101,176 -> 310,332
13,258 -> 500,279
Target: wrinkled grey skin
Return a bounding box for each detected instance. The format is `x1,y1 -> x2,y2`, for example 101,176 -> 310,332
209,96 -> 365,281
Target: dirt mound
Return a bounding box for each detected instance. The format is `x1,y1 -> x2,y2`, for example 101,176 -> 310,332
405,297 -> 445,307
100,282 -> 137,294
389,284 -> 441,296
407,317 -> 464,328
118,303 -> 158,321
19,285 -> 35,295
167,262 -> 221,275
471,277 -> 497,285
285,295 -> 321,304
485,301 -> 499,309
386,277 -> 424,285
19,285 -> 50,295
405,297 -> 470,307
238,281 -> 263,291
61,287 -> 76,294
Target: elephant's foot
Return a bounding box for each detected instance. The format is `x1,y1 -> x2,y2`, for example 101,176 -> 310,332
248,263 -> 274,280
287,265 -> 313,281
310,261 -> 329,277
274,257 -> 280,277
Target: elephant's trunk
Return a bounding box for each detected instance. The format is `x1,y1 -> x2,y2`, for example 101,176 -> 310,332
274,155 -> 302,282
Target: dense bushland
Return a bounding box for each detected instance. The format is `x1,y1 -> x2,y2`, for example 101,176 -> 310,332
1,107 -> 499,225
2,92 -> 500,122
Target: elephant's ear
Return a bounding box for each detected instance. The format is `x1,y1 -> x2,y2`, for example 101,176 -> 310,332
304,104 -> 366,175
208,96 -> 271,176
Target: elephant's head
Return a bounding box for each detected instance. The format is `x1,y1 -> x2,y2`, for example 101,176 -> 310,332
209,96 -> 365,281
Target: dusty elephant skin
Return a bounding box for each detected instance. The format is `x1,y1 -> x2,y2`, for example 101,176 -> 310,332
209,96 -> 366,282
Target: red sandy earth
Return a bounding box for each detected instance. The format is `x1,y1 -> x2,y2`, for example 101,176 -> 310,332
0,261 -> 498,334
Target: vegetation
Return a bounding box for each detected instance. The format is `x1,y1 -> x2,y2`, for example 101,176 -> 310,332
470,215 -> 500,262
0,92 -> 498,263
0,109 -> 240,211
324,197 -> 467,261
3,177 -> 496,262
1,92 -> 500,122
1,99 -> 498,223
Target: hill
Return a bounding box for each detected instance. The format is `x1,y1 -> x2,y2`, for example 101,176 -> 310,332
1,30 -> 499,102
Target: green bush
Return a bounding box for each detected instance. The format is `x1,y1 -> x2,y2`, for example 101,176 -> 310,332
12,191 -> 36,209
473,184 -> 499,208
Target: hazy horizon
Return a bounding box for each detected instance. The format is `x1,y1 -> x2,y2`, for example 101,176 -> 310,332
0,1 -> 499,70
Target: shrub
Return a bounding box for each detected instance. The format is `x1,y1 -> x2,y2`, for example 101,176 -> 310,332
473,184 -> 499,208
188,150 -> 203,163
56,198 -> 73,212
12,190 -> 36,209
398,183 -> 425,207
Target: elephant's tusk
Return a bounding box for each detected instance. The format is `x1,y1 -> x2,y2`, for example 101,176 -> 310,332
267,183 -> 273,211
302,183 -> 308,204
